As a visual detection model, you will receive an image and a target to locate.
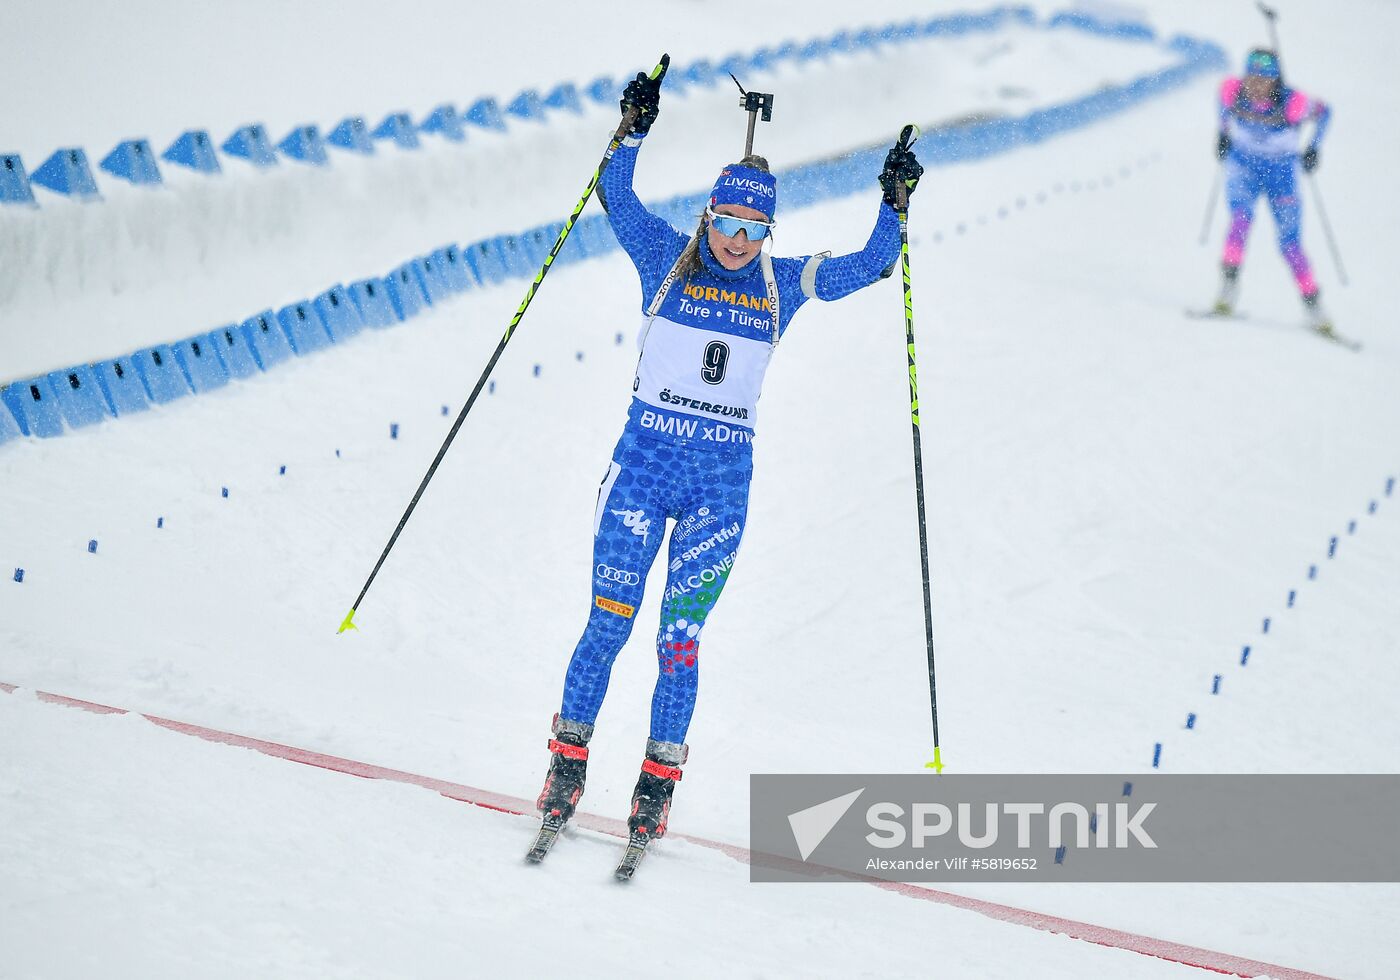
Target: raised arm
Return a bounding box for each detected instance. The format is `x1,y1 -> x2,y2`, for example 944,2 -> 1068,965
803,134 -> 921,303
805,203 -> 902,301
598,69 -> 689,307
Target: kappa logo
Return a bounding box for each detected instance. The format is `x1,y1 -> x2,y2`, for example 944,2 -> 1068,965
596,563 -> 640,586
611,508 -> 651,545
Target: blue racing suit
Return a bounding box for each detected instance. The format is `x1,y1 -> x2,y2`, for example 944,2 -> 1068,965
557,133 -> 902,744
1218,76 -> 1331,295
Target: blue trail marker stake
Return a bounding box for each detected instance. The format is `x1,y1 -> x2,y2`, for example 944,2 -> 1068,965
1152,743 -> 1162,768
1122,781 -> 1133,797
1308,564 -> 1317,580
1287,590 -> 1295,608
1241,645 -> 1252,665
222,487 -> 229,498
87,539 -> 98,554
1370,501 -> 1378,514
1387,477 -> 1395,497
1054,846 -> 1066,865
1212,674 -> 1222,694
441,405 -> 449,416
1348,520 -> 1356,534
1328,536 -> 1337,557
533,364 -> 541,377
390,423 -> 399,440
13,568 -> 24,583
279,465 -> 286,476
1262,617 -> 1271,634
157,517 -> 164,528
1186,712 -> 1196,729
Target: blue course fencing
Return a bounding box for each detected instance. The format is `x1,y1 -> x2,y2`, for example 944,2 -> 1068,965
0,7 -> 1226,446
1,4 -> 1181,209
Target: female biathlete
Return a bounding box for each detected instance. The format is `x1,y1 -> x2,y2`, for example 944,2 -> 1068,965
533,68 -> 924,850
1211,48 -> 1333,334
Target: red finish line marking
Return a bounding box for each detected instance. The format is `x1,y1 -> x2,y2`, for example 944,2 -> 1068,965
0,682 -> 1333,980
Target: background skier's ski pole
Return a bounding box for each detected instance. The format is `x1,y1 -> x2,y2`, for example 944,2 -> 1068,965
337,55 -> 670,635
1306,173 -> 1349,286
1251,5 -> 1346,285
1197,165 -> 1223,246
891,124 -> 944,774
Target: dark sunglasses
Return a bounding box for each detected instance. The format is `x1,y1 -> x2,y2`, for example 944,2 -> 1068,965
706,207 -> 774,241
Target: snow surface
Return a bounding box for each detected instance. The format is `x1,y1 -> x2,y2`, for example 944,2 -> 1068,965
3,1 -> 1399,978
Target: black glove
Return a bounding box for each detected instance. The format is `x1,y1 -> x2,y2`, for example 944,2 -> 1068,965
1216,131 -> 1231,160
879,142 -> 924,210
620,71 -> 662,136
1301,145 -> 1319,173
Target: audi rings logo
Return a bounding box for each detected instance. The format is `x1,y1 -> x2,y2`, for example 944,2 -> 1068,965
596,564 -> 641,586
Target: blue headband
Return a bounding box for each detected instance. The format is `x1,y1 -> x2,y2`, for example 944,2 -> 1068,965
710,164 -> 777,217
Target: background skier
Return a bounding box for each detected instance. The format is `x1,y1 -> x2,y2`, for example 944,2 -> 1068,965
533,65 -> 924,860
1211,48 -> 1332,333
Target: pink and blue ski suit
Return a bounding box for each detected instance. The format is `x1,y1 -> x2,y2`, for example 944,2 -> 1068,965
1218,71 -> 1331,296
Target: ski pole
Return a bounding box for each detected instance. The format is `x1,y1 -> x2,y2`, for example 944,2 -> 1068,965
337,54 -> 670,635
1197,165 -> 1223,246
1306,173 -> 1349,286
891,123 -> 944,774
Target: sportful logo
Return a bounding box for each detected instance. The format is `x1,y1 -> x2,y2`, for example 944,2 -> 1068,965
596,564 -> 641,586
612,508 -> 651,545
676,522 -> 741,564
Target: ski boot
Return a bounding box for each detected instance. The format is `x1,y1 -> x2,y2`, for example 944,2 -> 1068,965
1211,263 -> 1241,316
615,739 -> 687,880
1302,291 -> 1336,339
526,715 -> 593,862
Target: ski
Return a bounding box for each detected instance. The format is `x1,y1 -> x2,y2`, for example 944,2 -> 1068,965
1185,307 -> 1247,320
1186,308 -> 1361,350
1312,325 -> 1362,352
525,813 -> 567,863
613,830 -> 653,881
